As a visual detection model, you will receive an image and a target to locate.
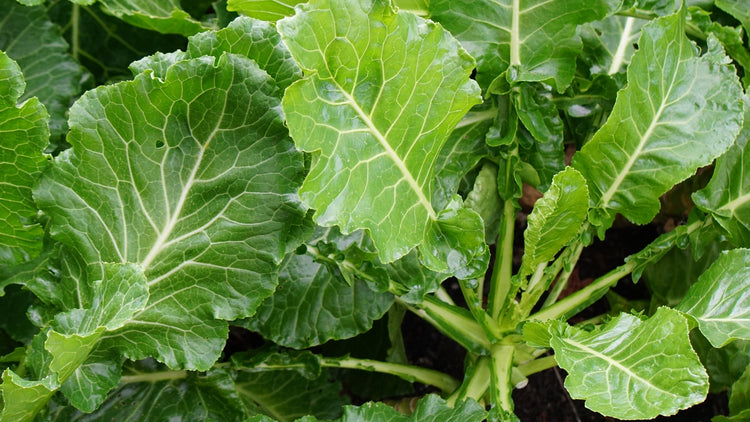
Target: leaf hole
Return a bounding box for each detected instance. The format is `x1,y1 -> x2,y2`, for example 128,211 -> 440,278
155,140 -> 165,148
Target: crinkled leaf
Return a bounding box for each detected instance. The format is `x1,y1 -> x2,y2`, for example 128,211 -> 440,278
384,250 -> 448,304
579,15 -> 645,77
692,334 -> 750,394
48,2 -> 186,84
48,360 -> 246,422
465,163 -> 502,244
677,249 -> 750,348
97,0 -> 209,36
227,0 -> 303,21
298,395 -> 485,422
241,237 -> 393,349
34,54 -> 307,370
516,119 -> 565,191
514,83 -> 563,147
279,0 -> 485,274
693,95 -> 750,247
0,0 -> 85,142
0,50 -> 48,266
690,8 -> 750,88
572,10 -> 744,232
520,167 -> 589,275
235,367 -> 348,422
432,106 -> 494,210
0,369 -> 56,422
59,348 -> 121,413
429,0 -> 610,91
547,307 -> 708,419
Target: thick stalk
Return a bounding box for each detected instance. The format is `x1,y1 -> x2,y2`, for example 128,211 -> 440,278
459,279 -> 502,341
120,370 -> 188,384
517,355 -> 557,377
447,356 -> 491,406
490,344 -> 515,413
542,241 -> 585,308
516,262 -> 548,317
488,200 -> 517,320
321,357 -> 460,394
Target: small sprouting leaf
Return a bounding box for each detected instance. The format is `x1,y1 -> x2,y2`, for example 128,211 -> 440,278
0,50 -> 48,266
693,95 -> 750,247
279,0 -> 485,276
677,249 -> 750,348
520,167 -> 589,275
34,54 -> 308,370
547,307 -> 708,419
573,9 -> 744,232
429,0 -> 610,91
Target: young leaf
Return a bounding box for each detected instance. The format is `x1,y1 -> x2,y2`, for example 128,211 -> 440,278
546,307 -> 708,419
34,54 -> 308,370
0,50 -> 48,267
572,9 -> 744,232
520,167 -> 589,275
693,95 -> 750,247
0,0 -> 85,142
279,0 -> 486,275
677,249 -> 750,348
429,0 -> 610,91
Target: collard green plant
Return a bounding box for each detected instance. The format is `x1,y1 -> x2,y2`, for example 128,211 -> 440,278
1,0 -> 749,420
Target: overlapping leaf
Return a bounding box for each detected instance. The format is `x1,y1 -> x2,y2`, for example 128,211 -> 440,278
546,307 -> 708,419
677,249 -> 750,348
297,395 -> 486,422
96,0 -> 209,36
579,15 -> 645,77
279,0 -> 487,276
429,0 -> 610,91
0,51 -> 48,267
227,0 -> 303,21
572,9 -> 744,232
693,95 -> 750,247
34,54 -> 308,370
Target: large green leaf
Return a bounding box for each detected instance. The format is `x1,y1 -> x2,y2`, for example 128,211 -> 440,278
677,249 -> 750,348
572,9 -> 744,232
0,0 -> 85,142
96,0 -> 209,35
297,395 -> 486,422
716,0 -> 750,35
279,0 -> 487,276
429,0 -> 610,91
34,54 -> 308,370
520,167 -> 589,275
693,95 -> 750,247
243,228 -> 394,349
0,369 -> 56,422
0,50 -> 48,267
578,15 -> 645,77
546,307 -> 708,419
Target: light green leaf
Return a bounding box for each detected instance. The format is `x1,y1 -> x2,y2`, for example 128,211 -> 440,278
48,360 -> 247,422
520,167 -> 589,275
0,50 -> 48,267
0,0 -> 85,142
59,349 -> 121,412
579,15 -> 645,76
97,0 -> 209,36
572,10 -> 744,232
227,0 -> 303,21
298,395 -> 485,422
429,0 -> 610,91
465,163 -> 502,244
716,0 -> 750,35
677,249 -> 750,348
34,54 -> 308,370
235,367 -> 348,422
242,231 -> 394,349
0,369 -> 56,422
279,0 -> 485,275
693,95 -> 750,247
548,307 -> 708,419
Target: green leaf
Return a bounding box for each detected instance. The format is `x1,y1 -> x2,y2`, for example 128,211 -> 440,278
235,367 -> 348,422
692,334 -> 750,394
520,167 -> 589,275
547,307 -> 709,419
465,163 -> 502,244
298,395 -> 485,422
689,8 -> 750,88
227,0 -> 303,21
279,0 -> 486,275
429,0 -> 610,91
572,9 -> 744,232
242,231 -> 394,349
0,369 -> 56,422
0,0 -> 85,142
97,0 -> 209,36
716,0 -> 750,35
58,348 -> 121,413
48,360 -> 247,422
579,15 -> 645,77
677,249 -> 750,348
693,95 -> 750,247
33,54 -> 307,370
0,50 -> 48,267
729,366 -> 750,419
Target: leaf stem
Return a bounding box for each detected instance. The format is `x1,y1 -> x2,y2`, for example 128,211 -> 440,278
448,356 -> 491,406
542,241 -> 585,308
454,108 -> 498,129
459,278 -> 502,341
71,4 -> 80,60
490,343 -> 515,413
488,200 -> 517,320
517,355 -> 557,377
119,370 -> 189,384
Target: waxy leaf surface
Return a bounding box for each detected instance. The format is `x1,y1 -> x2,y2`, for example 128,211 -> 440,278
0,51 -> 48,267
279,0 -> 486,274
573,10 -> 744,231
429,0 -> 609,91
548,307 -> 708,419
34,54 -> 307,370
677,249 -> 750,348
